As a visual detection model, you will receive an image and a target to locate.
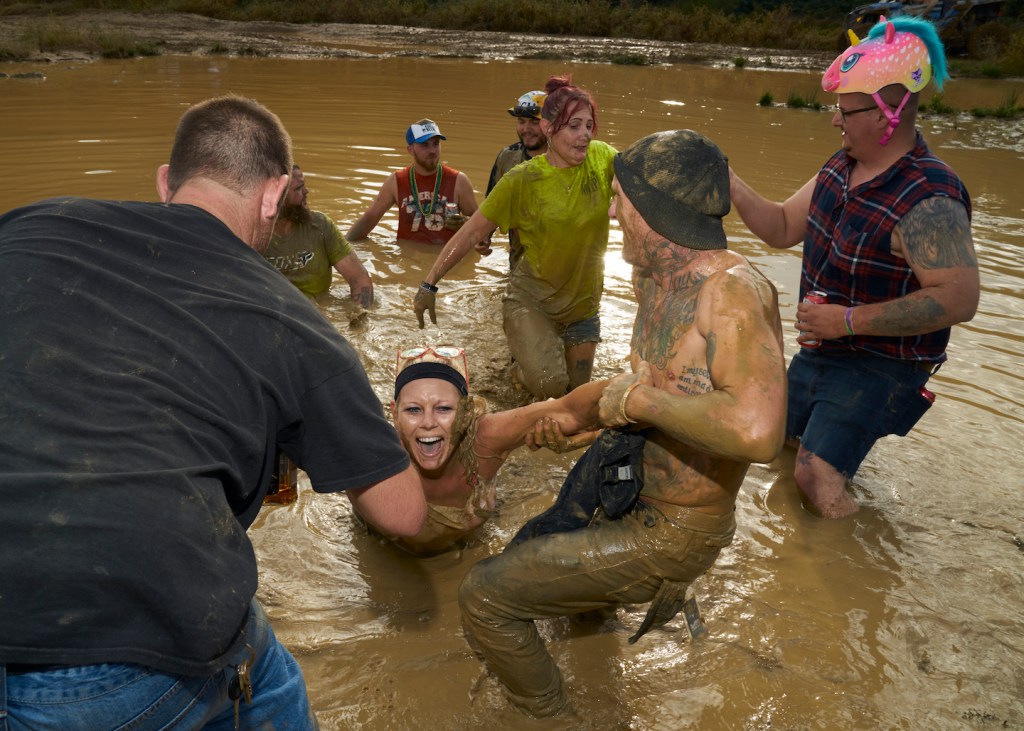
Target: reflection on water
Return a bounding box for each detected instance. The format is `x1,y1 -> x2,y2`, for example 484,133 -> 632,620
1,50 -> 1022,730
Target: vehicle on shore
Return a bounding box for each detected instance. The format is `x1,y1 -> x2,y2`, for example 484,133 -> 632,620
841,0 -> 1009,58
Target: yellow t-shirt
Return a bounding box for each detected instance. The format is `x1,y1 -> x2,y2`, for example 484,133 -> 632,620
481,140 -> 616,324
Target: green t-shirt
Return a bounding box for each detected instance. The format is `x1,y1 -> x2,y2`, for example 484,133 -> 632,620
481,140 -> 616,324
264,211 -> 353,298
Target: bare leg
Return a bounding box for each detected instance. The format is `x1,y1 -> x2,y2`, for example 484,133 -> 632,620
564,341 -> 596,391
793,443 -> 859,519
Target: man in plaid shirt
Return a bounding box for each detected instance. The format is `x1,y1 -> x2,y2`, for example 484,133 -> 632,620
728,17 -> 979,518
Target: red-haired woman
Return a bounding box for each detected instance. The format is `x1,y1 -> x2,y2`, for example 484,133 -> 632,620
414,75 -> 616,400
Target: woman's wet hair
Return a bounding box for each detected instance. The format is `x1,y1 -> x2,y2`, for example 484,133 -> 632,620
541,74 -> 598,138
166,94 -> 292,196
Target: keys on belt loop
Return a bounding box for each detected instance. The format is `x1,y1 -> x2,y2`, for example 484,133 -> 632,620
228,644 -> 255,730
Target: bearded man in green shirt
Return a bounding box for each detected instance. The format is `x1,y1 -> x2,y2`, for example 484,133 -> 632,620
264,164 -> 373,306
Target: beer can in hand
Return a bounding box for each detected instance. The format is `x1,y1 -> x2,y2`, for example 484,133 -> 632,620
799,290 -> 827,348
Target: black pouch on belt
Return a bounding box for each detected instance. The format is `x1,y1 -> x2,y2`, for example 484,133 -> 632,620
506,428 -> 647,550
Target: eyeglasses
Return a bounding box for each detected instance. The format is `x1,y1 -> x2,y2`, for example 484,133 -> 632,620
835,104 -> 878,122
396,346 -> 468,380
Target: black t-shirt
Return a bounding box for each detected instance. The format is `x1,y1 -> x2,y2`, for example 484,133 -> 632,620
0,198 -> 409,675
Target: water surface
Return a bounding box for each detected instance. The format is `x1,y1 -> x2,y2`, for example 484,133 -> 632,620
1,49 -> 1022,730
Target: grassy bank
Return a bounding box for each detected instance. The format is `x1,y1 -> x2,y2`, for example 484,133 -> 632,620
2,0 -> 1023,76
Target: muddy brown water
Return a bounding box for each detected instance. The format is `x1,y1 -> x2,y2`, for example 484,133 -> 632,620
2,44 -> 1022,730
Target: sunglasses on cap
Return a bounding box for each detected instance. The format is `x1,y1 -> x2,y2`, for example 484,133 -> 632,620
508,91 -> 546,120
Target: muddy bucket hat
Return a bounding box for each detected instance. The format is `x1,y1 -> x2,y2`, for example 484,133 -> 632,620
613,129 -> 730,250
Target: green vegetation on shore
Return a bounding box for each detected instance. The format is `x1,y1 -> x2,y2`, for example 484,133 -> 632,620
2,0 -> 1023,77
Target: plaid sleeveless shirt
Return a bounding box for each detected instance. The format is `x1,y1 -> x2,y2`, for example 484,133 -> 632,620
802,132 -> 971,362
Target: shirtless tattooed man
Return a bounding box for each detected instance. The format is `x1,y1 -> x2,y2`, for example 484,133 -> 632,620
457,130 -> 788,717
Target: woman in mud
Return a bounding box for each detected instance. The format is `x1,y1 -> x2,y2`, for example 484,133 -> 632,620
413,75 -> 616,400
369,345 -> 604,555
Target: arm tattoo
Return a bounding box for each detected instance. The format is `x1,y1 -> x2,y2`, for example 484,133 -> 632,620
675,366 -> 712,396
898,197 -> 976,270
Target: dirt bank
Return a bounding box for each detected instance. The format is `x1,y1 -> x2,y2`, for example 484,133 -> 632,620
0,9 -> 832,70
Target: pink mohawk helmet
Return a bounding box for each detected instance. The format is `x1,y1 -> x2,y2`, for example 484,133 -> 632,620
822,18 -> 932,95
821,16 -> 945,145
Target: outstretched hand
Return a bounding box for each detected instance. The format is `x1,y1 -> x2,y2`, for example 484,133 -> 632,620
413,287 -> 437,329
599,361 -> 654,427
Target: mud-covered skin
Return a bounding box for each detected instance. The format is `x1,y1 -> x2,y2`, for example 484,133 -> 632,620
604,201 -> 788,515
382,377 -> 607,553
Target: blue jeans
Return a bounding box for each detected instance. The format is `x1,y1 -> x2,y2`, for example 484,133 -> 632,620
786,348 -> 934,478
1,600 -> 317,730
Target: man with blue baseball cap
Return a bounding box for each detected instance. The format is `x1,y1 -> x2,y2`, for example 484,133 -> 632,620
347,118 -> 478,245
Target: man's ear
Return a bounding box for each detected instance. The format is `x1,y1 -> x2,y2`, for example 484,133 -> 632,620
156,164 -> 172,203
262,173 -> 290,221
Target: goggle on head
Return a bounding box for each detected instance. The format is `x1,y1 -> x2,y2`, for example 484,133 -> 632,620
509,91 -> 546,120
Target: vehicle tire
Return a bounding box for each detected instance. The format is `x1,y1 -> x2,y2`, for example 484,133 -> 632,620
967,22 -> 1011,61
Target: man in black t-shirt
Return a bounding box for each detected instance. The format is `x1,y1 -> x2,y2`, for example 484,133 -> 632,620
0,95 -> 425,730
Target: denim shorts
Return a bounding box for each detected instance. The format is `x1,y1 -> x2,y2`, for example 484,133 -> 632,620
560,313 -> 601,346
786,348 -> 934,478
503,298 -> 601,398
0,599 -> 318,730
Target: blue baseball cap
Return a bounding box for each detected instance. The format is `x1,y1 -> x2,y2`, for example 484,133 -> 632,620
406,119 -> 447,145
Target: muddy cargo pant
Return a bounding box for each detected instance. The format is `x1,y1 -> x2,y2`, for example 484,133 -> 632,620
458,501 -> 735,717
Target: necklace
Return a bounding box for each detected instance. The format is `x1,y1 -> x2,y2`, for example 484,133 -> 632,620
409,164 -> 442,218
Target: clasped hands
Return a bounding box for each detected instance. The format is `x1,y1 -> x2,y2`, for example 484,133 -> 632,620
525,361 -> 655,453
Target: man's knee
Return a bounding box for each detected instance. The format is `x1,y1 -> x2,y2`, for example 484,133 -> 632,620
793,450 -> 858,518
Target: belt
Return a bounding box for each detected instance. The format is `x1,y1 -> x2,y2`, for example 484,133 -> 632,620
4,663 -> 67,675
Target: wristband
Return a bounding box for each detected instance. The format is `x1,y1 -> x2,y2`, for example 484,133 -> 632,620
844,307 -> 855,337
618,381 -> 642,424
419,281 -> 438,293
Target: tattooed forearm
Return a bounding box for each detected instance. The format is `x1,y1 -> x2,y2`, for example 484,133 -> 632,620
867,294 -> 945,334
898,197 -> 977,270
